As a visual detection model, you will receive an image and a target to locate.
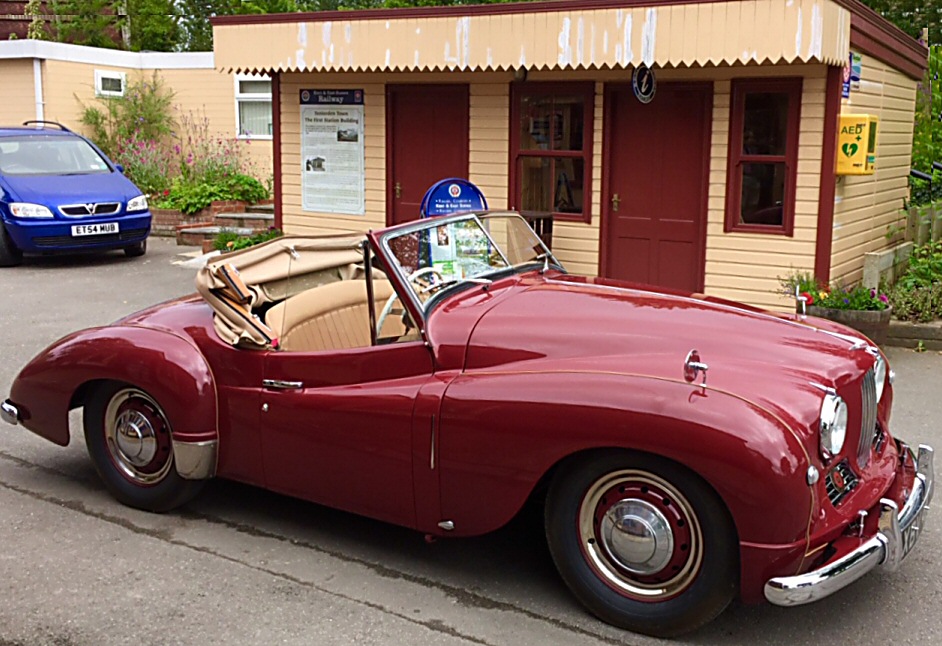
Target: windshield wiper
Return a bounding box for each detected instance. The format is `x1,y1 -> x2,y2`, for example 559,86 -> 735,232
420,276 -> 493,294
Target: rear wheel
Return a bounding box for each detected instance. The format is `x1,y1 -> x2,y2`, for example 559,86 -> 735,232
124,239 -> 147,257
0,224 -> 23,267
83,382 -> 202,512
545,451 -> 738,637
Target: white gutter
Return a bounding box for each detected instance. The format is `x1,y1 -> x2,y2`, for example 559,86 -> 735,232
33,58 -> 43,122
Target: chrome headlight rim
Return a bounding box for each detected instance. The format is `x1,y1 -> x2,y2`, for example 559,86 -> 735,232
873,354 -> 887,401
819,393 -> 848,459
9,202 -> 54,219
126,194 -> 148,213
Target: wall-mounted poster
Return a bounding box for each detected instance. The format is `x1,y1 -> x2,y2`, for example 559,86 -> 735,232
300,89 -> 365,215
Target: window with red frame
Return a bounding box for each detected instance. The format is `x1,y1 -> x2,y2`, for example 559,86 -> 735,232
511,83 -> 593,223
725,78 -> 802,235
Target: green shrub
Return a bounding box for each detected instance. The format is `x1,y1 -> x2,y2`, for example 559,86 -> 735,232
213,228 -> 283,252
154,173 -> 270,215
889,240 -> 942,321
911,46 -> 941,205
816,284 -> 889,311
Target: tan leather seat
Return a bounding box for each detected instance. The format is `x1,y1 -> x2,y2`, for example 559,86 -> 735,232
265,279 -> 397,352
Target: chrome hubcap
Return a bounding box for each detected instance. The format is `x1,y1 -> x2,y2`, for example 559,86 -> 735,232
578,469 -> 703,601
600,500 -> 674,575
104,388 -> 173,486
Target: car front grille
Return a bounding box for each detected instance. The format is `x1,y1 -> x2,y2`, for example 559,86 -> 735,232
857,368 -> 877,468
826,460 -> 859,507
59,202 -> 121,217
32,229 -> 148,248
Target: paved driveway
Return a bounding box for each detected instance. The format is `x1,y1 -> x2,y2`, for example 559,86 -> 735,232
0,239 -> 939,645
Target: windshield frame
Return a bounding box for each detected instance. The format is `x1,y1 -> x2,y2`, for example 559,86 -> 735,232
376,211 -> 562,318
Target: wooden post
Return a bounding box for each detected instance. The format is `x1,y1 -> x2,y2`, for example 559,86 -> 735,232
932,203 -> 942,243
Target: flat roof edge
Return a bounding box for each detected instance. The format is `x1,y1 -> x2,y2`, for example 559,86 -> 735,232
0,40 -> 214,70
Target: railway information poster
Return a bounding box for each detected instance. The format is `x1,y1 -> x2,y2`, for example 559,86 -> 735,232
300,89 -> 365,215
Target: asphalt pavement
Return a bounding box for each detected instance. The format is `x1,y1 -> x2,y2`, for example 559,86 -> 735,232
0,238 -> 939,646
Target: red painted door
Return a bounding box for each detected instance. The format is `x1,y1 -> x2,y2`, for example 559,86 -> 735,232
601,83 -> 711,292
387,85 -> 469,225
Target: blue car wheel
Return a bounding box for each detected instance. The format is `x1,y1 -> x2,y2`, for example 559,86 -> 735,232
0,223 -> 23,267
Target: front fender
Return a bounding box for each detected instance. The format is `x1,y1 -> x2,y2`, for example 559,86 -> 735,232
438,370 -> 812,547
9,325 -> 217,447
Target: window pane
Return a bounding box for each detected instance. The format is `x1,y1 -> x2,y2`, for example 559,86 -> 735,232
743,92 -> 789,156
239,100 -> 272,136
100,76 -> 123,94
239,80 -> 272,95
518,94 -> 584,151
519,156 -> 584,215
740,161 -> 786,225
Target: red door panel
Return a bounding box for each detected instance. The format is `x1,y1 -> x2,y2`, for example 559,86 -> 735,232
602,83 -> 711,292
387,85 -> 469,225
259,342 -> 434,528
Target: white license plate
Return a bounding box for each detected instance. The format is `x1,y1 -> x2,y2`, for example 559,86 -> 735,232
71,222 -> 119,237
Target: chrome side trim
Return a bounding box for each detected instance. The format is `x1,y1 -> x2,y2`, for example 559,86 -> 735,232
171,439 -> 218,480
262,379 -> 303,390
1,400 -> 19,426
765,444 -> 933,606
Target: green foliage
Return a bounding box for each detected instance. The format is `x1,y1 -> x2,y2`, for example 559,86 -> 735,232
52,0 -> 124,49
128,0 -> 179,52
889,240 -> 942,321
213,227 -> 283,252
816,284 -> 890,311
778,270 -> 821,299
911,47 -> 941,205
79,71 -> 176,158
156,174 -> 270,214
25,0 -> 46,40
898,240 -> 942,288
861,1 -> 940,45
113,134 -> 175,194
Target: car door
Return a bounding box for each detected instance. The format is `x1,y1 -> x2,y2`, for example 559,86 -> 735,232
259,324 -> 434,528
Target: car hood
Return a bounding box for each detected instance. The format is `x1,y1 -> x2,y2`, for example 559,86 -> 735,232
1,171 -> 139,205
463,274 -> 876,433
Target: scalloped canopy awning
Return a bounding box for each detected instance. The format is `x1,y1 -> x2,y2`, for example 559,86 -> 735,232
213,0 -> 853,75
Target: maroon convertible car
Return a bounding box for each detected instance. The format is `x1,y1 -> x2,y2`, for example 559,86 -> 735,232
2,211 -> 934,636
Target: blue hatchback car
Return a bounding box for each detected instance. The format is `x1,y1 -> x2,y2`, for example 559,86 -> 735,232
0,122 -> 151,266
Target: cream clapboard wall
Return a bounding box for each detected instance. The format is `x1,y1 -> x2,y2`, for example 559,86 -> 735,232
278,65 -> 829,310
0,59 -> 39,124
831,52 -> 918,284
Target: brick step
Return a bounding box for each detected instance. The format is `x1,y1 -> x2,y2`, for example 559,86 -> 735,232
177,225 -> 255,248
246,203 -> 275,214
214,212 -> 275,229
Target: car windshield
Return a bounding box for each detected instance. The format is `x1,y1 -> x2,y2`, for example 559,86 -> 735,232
0,135 -> 111,176
380,212 -> 557,309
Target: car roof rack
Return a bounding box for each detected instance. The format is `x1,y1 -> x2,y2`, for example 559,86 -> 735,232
21,120 -> 71,132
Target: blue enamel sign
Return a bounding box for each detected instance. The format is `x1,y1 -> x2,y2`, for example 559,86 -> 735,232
420,179 -> 488,218
300,89 -> 364,105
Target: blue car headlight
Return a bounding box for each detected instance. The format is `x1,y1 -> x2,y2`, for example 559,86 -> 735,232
127,195 -> 148,213
10,203 -> 54,219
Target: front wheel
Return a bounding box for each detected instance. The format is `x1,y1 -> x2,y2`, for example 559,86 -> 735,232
124,239 -> 147,257
545,451 -> 738,637
84,382 -> 203,512
0,224 -> 23,267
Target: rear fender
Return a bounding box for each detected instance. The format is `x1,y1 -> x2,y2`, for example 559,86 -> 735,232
9,325 -> 217,449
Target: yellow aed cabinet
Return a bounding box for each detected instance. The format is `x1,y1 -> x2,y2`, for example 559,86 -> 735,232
837,114 -> 878,175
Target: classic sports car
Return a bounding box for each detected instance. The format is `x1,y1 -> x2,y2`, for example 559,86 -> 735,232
1,211 -> 934,636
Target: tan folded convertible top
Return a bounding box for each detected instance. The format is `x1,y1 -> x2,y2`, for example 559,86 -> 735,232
195,234 -> 366,349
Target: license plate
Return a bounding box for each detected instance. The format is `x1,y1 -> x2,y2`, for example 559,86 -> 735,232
901,505 -> 927,560
71,222 -> 119,237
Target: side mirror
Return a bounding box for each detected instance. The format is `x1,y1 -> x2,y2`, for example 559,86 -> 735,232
115,164 -> 124,174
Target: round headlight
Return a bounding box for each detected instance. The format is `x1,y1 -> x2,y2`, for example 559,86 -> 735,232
819,393 -> 848,458
873,354 -> 887,401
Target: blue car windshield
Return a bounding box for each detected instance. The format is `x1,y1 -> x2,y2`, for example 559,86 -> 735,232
0,136 -> 111,176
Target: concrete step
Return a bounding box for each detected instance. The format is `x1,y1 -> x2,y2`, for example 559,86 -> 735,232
177,225 -> 254,248
214,212 -> 275,229
246,203 -> 275,214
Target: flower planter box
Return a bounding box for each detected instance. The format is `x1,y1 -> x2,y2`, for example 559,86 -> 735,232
806,305 -> 893,346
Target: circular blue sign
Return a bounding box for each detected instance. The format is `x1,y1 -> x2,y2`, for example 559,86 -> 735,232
420,178 -> 488,218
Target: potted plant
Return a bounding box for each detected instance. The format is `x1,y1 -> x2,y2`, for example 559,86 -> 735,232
779,272 -> 892,345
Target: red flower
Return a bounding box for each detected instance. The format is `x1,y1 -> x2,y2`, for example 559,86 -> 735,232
800,291 -> 815,305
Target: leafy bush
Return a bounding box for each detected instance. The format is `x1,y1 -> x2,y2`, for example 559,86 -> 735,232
112,133 -> 175,195
80,72 -> 175,159
911,46 -> 941,206
213,228 -> 283,252
154,173 -> 270,214
889,240 -> 942,321
175,109 -> 258,185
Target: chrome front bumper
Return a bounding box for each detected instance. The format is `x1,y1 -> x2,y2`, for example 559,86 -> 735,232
765,444 -> 934,606
1,400 -> 18,426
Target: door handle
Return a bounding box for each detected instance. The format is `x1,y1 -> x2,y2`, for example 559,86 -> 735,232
263,379 -> 304,390
395,181 -> 402,199
611,193 -> 621,212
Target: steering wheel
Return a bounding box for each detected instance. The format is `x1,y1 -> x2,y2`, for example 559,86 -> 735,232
375,267 -> 444,337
